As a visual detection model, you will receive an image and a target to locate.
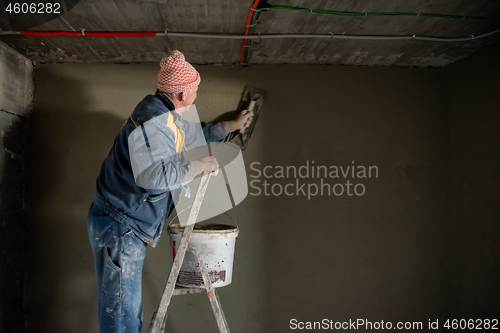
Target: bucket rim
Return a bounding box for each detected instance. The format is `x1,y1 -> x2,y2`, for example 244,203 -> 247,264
167,203 -> 239,229
167,223 -> 239,235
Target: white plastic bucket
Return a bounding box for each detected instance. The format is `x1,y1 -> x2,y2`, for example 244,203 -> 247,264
167,223 -> 239,288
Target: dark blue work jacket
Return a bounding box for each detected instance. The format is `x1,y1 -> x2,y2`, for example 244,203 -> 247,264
92,90 -> 226,247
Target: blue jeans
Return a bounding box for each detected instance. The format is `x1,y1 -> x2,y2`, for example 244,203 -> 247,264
88,203 -> 147,333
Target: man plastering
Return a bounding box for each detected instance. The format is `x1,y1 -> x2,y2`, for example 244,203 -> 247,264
87,50 -> 252,332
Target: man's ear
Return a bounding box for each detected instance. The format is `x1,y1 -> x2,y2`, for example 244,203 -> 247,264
180,91 -> 187,101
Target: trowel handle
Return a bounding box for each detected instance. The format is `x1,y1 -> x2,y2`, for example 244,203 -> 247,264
240,100 -> 256,135
248,100 -> 256,112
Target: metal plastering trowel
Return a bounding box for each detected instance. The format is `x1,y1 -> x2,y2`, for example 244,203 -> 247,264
225,86 -> 265,150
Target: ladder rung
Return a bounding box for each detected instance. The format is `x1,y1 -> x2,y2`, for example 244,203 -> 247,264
173,286 -> 206,296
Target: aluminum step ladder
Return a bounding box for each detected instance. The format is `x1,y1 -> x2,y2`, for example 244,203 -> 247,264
148,172 -> 230,333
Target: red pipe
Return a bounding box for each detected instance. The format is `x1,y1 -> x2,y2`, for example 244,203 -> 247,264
240,0 -> 261,66
20,31 -> 156,37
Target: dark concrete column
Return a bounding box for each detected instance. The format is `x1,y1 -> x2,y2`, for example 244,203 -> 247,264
0,41 -> 34,333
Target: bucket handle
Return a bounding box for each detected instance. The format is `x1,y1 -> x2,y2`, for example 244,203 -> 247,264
167,202 -> 239,229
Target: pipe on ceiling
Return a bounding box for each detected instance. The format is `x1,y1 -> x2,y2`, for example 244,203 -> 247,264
0,27 -> 498,42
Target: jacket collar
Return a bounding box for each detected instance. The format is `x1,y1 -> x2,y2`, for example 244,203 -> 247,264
155,89 -> 176,111
154,89 -> 183,127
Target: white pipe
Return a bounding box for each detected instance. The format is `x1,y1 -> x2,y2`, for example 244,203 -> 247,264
1,26 -> 499,42
158,27 -> 500,41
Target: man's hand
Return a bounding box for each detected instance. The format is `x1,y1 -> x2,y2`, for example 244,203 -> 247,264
232,110 -> 254,131
199,156 -> 219,175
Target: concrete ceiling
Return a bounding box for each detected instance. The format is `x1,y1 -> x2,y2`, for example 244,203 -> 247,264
1,0 -> 499,67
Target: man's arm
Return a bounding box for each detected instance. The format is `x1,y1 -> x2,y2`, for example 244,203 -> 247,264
128,117 -> 189,192
183,110 -> 254,149
182,120 -> 225,149
180,157 -> 219,186
178,110 -> 254,185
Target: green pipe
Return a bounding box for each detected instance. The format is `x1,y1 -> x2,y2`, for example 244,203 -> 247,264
242,4 -> 494,65
263,5 -> 490,20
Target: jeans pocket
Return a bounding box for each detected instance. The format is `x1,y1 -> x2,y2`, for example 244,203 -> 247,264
102,246 -> 121,297
122,230 -> 147,259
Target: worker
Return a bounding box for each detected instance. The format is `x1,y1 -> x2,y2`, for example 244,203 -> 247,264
87,50 -> 253,333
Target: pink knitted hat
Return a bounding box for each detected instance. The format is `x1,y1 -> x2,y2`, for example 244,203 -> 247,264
157,50 -> 201,93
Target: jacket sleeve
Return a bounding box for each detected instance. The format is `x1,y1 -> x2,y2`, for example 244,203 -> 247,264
128,115 -> 189,193
183,119 -> 227,149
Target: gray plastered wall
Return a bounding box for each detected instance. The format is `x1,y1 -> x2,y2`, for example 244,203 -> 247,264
28,62 -> 450,332
6,40 -> 500,333
445,41 -> 500,319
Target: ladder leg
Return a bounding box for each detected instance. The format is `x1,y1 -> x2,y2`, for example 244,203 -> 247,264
148,311 -> 168,333
161,311 -> 167,332
188,246 -> 230,333
213,292 -> 229,330
148,172 -> 213,333
149,223 -> 194,333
